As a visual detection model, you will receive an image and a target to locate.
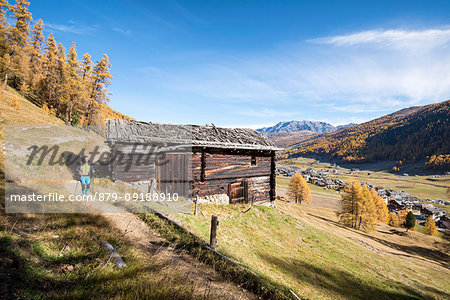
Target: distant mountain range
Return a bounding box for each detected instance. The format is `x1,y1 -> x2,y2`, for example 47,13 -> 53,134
286,100 -> 450,171
257,120 -> 356,134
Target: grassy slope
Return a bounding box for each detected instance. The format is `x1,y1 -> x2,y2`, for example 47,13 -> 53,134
179,202 -> 449,300
0,89 -> 204,299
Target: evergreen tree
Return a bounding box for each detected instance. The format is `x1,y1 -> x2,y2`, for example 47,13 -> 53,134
288,173 -> 311,204
424,216 -> 438,236
404,210 -> 416,232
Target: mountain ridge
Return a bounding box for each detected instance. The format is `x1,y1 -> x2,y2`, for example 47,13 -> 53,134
257,120 -> 356,134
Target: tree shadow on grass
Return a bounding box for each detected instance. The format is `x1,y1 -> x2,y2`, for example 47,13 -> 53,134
306,212 -> 450,268
357,231 -> 450,269
257,252 -> 445,300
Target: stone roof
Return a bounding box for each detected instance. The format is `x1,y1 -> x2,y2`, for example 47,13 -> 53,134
106,119 -> 281,151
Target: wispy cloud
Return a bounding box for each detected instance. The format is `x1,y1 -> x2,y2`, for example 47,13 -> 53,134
309,28 -> 450,48
237,108 -> 297,118
141,26 -> 450,124
113,27 -> 132,35
45,21 -> 97,34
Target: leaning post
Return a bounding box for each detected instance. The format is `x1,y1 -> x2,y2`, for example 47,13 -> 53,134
194,196 -> 199,216
210,215 -> 219,250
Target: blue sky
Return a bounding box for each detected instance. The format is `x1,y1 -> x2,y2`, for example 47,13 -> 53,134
29,0 -> 450,128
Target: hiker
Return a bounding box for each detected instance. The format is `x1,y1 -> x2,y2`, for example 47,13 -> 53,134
77,157 -> 94,195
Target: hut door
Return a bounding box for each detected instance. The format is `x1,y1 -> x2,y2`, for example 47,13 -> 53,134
157,154 -> 188,196
228,181 -> 248,203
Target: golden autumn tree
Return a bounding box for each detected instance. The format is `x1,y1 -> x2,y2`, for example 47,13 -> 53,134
288,173 -> 311,204
424,216 -> 438,236
28,18 -> 44,92
358,185 -> 377,231
388,212 -> 400,227
338,181 -> 363,228
370,187 -> 389,224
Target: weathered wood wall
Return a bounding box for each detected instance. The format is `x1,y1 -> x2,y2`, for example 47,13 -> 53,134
110,143 -> 275,203
192,149 -> 273,203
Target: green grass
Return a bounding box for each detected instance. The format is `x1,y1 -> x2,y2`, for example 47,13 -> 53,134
0,212 -> 200,299
140,212 -> 293,299
178,203 -> 450,300
0,87 -> 206,299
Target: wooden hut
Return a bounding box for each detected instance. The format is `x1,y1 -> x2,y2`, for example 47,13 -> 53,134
105,119 -> 281,204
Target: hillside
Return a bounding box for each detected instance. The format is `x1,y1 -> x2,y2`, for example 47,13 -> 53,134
286,100 -> 450,170
178,201 -> 449,299
0,88 -> 257,299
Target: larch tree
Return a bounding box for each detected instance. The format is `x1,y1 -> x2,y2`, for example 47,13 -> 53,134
28,18 -> 44,92
370,187 -> 389,224
65,41 -> 80,124
0,0 -> 10,51
0,0 -> 11,89
0,0 -> 121,126
8,0 -> 32,88
358,185 -> 377,232
424,216 -> 438,236
388,211 -> 400,227
55,42 -> 68,115
41,33 -> 58,108
338,181 -> 364,228
288,173 -> 311,204
86,53 -> 111,126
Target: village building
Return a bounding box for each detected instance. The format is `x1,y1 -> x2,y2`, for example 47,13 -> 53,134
439,215 -> 450,230
421,205 -> 446,221
105,119 -> 280,204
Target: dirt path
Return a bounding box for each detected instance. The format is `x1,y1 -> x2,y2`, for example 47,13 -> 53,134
64,181 -> 256,300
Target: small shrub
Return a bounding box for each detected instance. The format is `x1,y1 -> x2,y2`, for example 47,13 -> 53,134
11,97 -> 21,110
41,103 -> 49,114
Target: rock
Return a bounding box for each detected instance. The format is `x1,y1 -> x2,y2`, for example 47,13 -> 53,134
197,194 -> 229,205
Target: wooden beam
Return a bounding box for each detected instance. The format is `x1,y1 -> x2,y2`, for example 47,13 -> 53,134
201,149 -> 206,182
269,151 -> 276,201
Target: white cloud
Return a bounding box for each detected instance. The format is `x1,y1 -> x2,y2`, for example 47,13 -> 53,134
46,22 -> 97,34
141,26 -> 450,124
237,108 -> 297,118
309,28 -> 450,49
113,27 -> 132,35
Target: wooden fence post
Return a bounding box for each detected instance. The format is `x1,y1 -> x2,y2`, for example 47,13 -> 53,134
210,215 -> 219,250
194,196 -> 199,216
